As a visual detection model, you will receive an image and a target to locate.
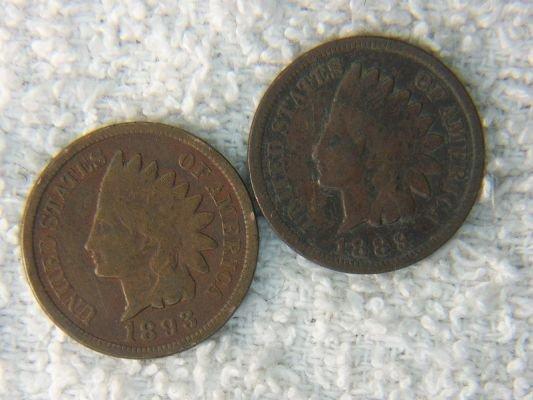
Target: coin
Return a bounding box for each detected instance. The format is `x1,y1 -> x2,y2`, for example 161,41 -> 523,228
21,122 -> 258,358
248,36 -> 484,273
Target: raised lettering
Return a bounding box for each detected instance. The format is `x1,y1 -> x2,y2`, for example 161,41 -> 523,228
326,57 -> 343,78
178,152 -> 195,171
415,70 -> 433,91
39,237 -> 95,326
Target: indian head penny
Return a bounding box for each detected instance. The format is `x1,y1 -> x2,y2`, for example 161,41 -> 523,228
249,36 -> 484,273
21,122 -> 258,358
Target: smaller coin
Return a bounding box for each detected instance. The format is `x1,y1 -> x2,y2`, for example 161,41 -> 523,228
21,122 -> 258,358
248,36 -> 485,273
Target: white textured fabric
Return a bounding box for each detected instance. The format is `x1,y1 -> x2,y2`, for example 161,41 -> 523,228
0,1 -> 531,399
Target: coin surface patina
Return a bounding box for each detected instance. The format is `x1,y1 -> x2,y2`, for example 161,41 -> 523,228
22,122 -> 258,358
249,36 -> 484,273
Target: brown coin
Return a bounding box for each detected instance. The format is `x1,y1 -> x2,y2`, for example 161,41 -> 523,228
248,36 -> 484,273
21,122 -> 258,358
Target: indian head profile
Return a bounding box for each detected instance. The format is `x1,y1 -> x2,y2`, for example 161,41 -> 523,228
85,151 -> 217,321
312,63 -> 444,234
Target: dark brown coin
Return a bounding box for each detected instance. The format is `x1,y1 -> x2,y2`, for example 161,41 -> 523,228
249,36 -> 484,273
21,122 -> 258,358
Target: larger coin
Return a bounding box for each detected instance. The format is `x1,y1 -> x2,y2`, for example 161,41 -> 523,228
249,36 -> 484,273
22,122 -> 258,358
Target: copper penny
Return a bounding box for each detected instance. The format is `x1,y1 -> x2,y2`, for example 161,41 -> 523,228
21,122 -> 258,358
249,36 -> 484,273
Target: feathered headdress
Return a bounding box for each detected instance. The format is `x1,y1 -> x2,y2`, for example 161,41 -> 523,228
331,63 -> 444,224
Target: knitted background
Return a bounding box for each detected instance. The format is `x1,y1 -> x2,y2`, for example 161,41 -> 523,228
0,1 -> 531,399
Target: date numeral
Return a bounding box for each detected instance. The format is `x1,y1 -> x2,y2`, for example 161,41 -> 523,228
125,311 -> 197,342
337,232 -> 408,259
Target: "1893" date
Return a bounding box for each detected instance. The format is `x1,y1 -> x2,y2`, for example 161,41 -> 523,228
124,310 -> 197,342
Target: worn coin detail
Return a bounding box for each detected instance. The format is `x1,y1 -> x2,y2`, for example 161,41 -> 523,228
22,122 -> 258,358
249,36 -> 484,273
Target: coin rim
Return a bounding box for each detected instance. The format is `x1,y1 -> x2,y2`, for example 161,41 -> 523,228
21,122 -> 258,358
248,35 -> 485,274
